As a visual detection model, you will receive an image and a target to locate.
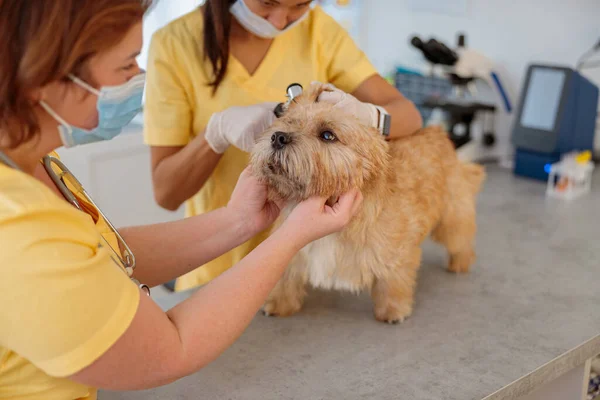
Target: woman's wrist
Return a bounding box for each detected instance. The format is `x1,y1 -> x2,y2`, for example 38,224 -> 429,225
191,130 -> 222,158
273,222 -> 310,253
222,207 -> 256,243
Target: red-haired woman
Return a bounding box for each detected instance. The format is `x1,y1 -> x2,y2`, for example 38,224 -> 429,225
0,1 -> 361,398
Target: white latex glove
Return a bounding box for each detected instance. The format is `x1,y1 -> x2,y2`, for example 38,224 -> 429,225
312,81 -> 379,129
205,102 -> 279,153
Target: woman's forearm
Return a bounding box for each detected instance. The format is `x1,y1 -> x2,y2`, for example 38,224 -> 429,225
165,224 -> 301,376
120,206 -> 255,287
150,133 -> 222,211
351,75 -> 423,140
70,189 -> 361,391
382,97 -> 423,139
70,224 -> 304,391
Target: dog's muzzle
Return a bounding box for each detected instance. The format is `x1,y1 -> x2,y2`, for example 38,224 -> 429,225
271,131 -> 291,150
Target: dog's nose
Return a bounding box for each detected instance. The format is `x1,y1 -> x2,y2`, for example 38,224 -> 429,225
271,131 -> 291,150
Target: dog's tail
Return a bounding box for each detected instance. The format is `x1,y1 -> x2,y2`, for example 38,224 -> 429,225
461,162 -> 486,195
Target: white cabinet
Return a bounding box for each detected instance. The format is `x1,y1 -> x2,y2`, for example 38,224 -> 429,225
56,122 -> 184,229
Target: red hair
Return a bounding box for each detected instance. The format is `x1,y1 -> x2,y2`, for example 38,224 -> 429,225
0,0 -> 152,147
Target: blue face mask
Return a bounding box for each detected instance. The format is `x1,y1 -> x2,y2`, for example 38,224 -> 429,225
39,72 -> 145,148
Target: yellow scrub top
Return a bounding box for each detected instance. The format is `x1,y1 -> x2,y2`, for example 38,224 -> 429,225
144,6 -> 377,291
0,154 -> 140,400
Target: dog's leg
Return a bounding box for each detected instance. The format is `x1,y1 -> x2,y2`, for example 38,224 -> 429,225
371,248 -> 421,324
431,164 -> 482,273
432,200 -> 477,274
262,255 -> 307,317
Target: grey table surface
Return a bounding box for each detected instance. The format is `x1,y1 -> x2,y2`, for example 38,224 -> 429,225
103,166 -> 600,400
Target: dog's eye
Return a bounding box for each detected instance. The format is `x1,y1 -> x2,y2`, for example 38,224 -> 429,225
319,131 -> 337,142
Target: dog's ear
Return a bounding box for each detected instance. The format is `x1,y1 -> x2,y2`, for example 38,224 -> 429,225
282,82 -> 337,116
276,82 -> 327,116
288,82 -> 333,108
304,82 -> 333,104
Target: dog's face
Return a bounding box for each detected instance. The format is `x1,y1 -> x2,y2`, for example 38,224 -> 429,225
251,84 -> 390,203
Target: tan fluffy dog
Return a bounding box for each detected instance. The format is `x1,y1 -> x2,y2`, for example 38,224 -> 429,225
250,84 -> 485,323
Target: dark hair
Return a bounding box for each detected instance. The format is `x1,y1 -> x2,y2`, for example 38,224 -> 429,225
203,0 -> 236,95
0,0 -> 152,148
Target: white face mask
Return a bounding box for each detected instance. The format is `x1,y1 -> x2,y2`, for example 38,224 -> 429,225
230,0 -> 310,39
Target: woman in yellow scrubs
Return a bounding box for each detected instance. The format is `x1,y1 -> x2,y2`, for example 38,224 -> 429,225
145,0 -> 423,291
0,1 -> 362,398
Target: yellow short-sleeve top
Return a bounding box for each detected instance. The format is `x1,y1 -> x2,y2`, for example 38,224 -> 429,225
144,6 -> 377,291
0,154 -> 140,400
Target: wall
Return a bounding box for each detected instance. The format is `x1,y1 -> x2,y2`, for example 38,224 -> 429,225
139,0 -> 205,70
360,0 -> 600,158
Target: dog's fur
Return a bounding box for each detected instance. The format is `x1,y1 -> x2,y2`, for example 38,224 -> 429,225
250,84 -> 485,323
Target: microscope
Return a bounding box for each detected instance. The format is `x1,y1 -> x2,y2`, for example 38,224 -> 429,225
410,34 -> 512,150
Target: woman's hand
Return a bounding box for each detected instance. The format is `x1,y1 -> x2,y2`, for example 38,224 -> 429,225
312,81 -> 380,129
204,102 -> 279,154
227,166 -> 282,236
281,189 -> 363,247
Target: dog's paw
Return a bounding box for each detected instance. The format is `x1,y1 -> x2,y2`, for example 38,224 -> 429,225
448,263 -> 470,274
448,250 -> 475,274
262,299 -> 302,318
262,309 -> 277,317
374,302 -> 413,325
